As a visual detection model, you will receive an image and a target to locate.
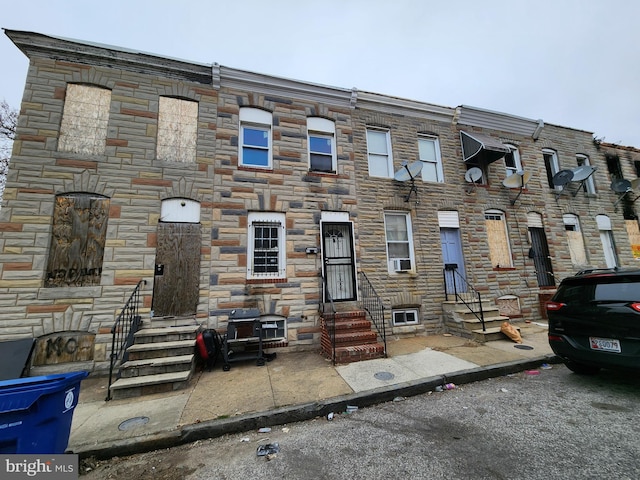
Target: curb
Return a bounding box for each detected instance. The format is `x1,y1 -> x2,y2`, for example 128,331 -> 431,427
75,354 -> 559,460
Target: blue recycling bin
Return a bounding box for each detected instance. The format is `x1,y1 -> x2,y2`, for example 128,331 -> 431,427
0,371 -> 88,454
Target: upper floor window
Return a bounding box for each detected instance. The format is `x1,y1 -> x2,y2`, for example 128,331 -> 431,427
418,135 -> 444,183
239,108 -> 272,169
484,209 -> 512,268
46,193 -> 109,287
504,145 -> 522,177
307,117 -> 336,173
576,154 -> 596,195
543,149 -> 560,190
59,84 -> 111,155
157,97 -> 198,163
366,128 -> 393,178
384,211 -> 415,273
247,212 -> 286,279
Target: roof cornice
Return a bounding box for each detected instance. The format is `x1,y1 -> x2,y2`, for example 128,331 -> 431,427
356,90 -> 455,123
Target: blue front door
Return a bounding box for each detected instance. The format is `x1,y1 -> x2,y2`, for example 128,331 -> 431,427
440,228 -> 466,294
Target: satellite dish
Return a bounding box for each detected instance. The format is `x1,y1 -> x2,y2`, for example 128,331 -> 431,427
464,167 -> 483,183
394,161 -> 423,182
611,179 -> 632,193
502,170 -> 531,189
552,169 -> 574,187
571,165 -> 596,182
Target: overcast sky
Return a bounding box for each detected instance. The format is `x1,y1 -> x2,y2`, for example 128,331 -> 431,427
1,0 -> 639,147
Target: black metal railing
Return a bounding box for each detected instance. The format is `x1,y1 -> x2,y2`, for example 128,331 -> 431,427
320,273 -> 337,365
443,266 -> 485,331
358,271 -> 387,357
106,279 -> 146,401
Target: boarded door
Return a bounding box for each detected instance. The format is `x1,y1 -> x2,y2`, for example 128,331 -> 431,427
152,222 -> 201,317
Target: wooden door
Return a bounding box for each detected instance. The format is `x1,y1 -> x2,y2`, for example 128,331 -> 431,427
152,222 -> 201,317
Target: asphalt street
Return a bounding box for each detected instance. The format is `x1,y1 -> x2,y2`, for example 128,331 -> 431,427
81,364 -> 640,480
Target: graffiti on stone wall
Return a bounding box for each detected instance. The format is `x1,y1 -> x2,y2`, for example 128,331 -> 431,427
45,193 -> 109,287
32,332 -> 95,366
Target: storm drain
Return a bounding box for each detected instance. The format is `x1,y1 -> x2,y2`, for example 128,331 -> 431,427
118,416 -> 149,431
514,344 -> 534,350
374,371 -> 395,381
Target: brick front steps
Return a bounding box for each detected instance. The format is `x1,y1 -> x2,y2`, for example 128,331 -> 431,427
320,310 -> 385,364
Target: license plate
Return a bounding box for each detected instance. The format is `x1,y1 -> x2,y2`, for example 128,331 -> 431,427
589,337 -> 621,353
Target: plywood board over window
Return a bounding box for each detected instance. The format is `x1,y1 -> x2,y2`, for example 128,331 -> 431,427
485,211 -> 512,268
46,193 -> 109,287
157,97 -> 198,163
625,219 -> 640,259
59,84 -> 111,155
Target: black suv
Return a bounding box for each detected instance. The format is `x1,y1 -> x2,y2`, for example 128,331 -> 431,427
547,268 -> 640,374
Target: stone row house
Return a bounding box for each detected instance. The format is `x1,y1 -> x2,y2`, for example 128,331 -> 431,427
2,29 -> 640,380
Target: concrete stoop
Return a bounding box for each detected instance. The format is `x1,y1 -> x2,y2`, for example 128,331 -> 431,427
442,301 -> 516,343
109,321 -> 199,400
320,310 -> 386,364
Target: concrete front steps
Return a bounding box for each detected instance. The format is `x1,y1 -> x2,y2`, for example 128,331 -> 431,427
442,301 -> 518,343
320,310 -> 386,364
108,320 -> 199,400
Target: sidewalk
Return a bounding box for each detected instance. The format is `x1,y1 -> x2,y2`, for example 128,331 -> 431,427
68,323 -> 557,459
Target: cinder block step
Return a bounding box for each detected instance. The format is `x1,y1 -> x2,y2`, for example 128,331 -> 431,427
126,339 -> 195,360
119,354 -> 194,377
109,371 -> 192,400
134,326 -> 198,344
472,325 -> 521,343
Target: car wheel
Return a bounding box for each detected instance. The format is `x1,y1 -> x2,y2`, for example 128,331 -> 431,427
565,360 -> 600,375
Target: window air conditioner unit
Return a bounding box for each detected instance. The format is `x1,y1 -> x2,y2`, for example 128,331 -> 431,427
393,259 -> 411,272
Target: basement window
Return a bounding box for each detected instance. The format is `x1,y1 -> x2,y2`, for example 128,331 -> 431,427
392,309 -> 419,326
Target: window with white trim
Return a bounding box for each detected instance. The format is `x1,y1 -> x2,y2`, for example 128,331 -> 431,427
563,214 -> 587,266
392,309 -> 419,326
307,117 -> 336,173
418,135 -> 444,183
543,149 -> 560,190
504,144 -> 522,177
247,212 -> 286,279
384,211 -> 415,273
366,128 -> 393,178
596,214 -> 618,268
484,209 -> 512,268
239,108 -> 272,169
260,314 -> 287,341
157,97 -> 198,163
59,84 -> 111,155
576,154 -> 596,195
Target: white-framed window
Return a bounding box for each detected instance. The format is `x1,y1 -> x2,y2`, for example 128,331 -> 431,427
384,211 -> 415,273
418,135 -> 444,183
563,213 -> 587,266
366,128 -> 393,178
157,97 -> 198,163
484,209 -> 513,268
239,107 -> 272,169
504,144 -> 522,177
59,84 -> 111,155
260,314 -> 287,341
392,309 -> 419,326
576,154 -> 596,195
543,149 -> 560,190
247,212 -> 286,279
307,117 -> 336,173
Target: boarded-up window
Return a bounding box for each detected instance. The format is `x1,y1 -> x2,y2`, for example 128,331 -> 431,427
46,193 -> 109,287
564,214 -> 587,266
59,84 -> 111,155
625,219 -> 640,259
485,210 -> 512,267
157,97 -> 198,163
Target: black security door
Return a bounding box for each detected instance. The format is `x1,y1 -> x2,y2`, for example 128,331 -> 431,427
529,227 -> 555,287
